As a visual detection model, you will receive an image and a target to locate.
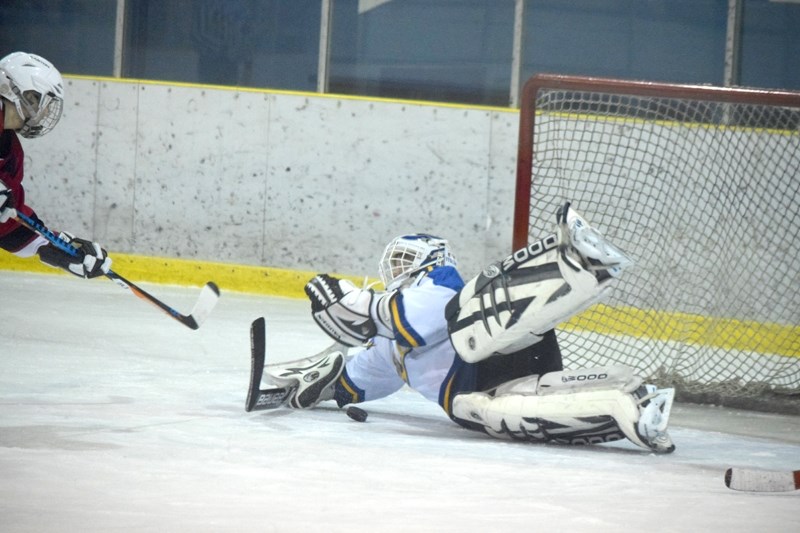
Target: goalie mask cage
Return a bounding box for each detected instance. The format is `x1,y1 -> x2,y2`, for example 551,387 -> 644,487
514,74 -> 800,414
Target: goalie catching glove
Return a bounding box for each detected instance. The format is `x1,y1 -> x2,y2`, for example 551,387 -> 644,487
305,273 -> 393,346
37,231 -> 112,279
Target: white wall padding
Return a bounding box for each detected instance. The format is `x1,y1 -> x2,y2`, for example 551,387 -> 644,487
22,78 -> 519,280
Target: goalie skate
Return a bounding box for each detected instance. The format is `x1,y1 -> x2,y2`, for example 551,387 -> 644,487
634,385 -> 676,454
557,202 -> 632,278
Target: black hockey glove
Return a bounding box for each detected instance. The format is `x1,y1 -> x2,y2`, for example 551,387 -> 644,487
305,274 -> 377,346
38,231 -> 112,279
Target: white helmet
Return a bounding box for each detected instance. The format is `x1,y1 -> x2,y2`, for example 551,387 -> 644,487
0,52 -> 64,138
379,233 -> 457,290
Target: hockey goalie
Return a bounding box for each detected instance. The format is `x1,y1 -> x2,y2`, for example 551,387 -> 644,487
259,202 -> 675,454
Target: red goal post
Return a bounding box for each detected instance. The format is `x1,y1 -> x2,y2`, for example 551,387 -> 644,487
513,73 -> 800,413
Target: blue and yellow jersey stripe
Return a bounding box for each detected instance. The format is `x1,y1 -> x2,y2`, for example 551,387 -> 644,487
393,345 -> 411,383
333,369 -> 365,406
390,294 -> 426,348
438,357 -> 477,417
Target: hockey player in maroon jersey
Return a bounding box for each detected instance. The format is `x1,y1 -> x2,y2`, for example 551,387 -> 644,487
0,52 -> 111,278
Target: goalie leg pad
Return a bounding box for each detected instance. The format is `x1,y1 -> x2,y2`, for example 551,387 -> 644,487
448,235 -> 609,363
452,368 -> 675,453
452,388 -> 635,446
448,203 -> 633,364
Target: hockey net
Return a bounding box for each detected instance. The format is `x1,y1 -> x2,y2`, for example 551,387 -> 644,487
515,74 -> 800,414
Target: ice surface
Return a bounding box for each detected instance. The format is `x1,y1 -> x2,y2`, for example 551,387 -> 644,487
1,271 -> 798,532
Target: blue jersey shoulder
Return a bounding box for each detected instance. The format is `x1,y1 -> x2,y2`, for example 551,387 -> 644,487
427,265 -> 464,291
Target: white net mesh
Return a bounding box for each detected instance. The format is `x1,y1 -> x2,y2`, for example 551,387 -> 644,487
517,75 -> 800,413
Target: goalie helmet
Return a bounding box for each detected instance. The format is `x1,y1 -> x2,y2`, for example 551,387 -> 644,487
378,233 -> 456,290
0,52 -> 64,138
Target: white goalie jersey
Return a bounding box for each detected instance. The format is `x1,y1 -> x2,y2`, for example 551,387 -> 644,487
337,265 -> 465,406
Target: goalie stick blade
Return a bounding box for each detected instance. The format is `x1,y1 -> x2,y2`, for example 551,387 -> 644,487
248,384 -> 298,411
245,317 -> 297,412
724,467 -> 800,492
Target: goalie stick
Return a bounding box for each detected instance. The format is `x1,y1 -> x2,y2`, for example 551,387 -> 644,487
724,467 -> 800,492
14,211 -> 220,330
245,317 -> 297,411
245,317 -> 349,412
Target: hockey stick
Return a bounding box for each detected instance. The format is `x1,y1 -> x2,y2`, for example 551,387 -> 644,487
14,211 -> 220,330
724,467 -> 800,492
246,317 -> 297,411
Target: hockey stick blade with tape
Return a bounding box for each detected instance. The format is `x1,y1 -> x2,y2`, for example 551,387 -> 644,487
15,211 -> 220,330
724,467 -> 800,492
245,317 -> 296,411
108,272 -> 219,330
